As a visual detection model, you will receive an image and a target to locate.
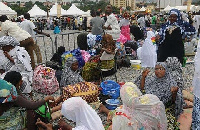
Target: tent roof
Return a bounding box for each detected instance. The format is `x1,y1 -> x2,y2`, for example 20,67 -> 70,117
164,5 -> 172,11
65,4 -> 86,16
0,2 -> 17,15
139,6 -> 146,11
197,6 -> 200,12
49,3 -> 67,16
81,10 -> 91,17
28,4 -> 47,17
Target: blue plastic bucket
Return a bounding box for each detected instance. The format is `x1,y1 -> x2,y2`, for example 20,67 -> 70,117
100,80 -> 120,99
105,99 -> 120,110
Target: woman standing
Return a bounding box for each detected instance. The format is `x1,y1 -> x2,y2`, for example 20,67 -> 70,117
157,9 -> 195,64
119,12 -> 131,41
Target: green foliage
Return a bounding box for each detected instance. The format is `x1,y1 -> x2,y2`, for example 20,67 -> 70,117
62,4 -> 71,10
35,1 -> 49,12
7,0 -> 120,16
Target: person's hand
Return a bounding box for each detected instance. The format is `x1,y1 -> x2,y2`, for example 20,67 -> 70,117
44,96 -> 55,102
142,69 -> 150,78
171,87 -> 179,94
46,34 -> 50,37
107,25 -> 112,30
58,118 -> 66,128
3,51 -> 10,58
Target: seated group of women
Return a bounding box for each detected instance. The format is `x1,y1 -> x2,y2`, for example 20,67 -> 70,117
0,33 -> 192,130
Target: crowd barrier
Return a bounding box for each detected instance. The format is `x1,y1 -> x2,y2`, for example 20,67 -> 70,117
34,31 -> 83,64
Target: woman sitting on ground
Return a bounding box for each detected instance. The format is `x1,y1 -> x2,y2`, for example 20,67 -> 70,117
60,56 -> 83,87
135,62 -> 184,129
82,34 -> 116,81
0,36 -> 33,98
36,97 -> 104,130
99,82 -> 167,130
0,78 -> 54,130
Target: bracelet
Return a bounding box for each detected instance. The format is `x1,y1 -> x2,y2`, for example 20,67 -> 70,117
141,89 -> 145,93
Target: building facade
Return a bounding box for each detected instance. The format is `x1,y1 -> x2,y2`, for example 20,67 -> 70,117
110,0 -> 136,10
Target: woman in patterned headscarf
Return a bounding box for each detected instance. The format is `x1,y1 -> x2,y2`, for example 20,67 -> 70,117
0,36 -> 33,97
60,56 -> 83,88
135,62 -> 184,129
157,9 -> 195,65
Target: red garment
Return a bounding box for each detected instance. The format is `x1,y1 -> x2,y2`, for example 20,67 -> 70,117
121,25 -> 131,40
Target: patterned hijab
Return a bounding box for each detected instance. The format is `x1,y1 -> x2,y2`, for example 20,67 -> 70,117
159,9 -> 195,43
166,57 -> 183,89
102,34 -> 116,52
0,36 -> 20,47
61,97 -> 104,130
112,82 -> 167,130
0,79 -> 18,103
135,62 -> 183,118
60,56 -> 83,87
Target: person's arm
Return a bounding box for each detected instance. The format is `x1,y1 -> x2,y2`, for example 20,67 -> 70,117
140,69 -> 150,90
101,48 -> 115,54
33,29 -> 50,37
59,118 -> 72,130
14,95 -> 54,110
171,86 -> 179,103
3,51 -> 14,63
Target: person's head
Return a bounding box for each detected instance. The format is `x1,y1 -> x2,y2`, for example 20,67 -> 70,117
0,15 -> 8,22
61,97 -> 104,130
102,34 -> 115,47
24,13 -> 31,20
169,9 -> 181,24
155,62 -> 167,78
123,12 -> 129,19
57,46 -> 65,55
65,56 -> 79,71
4,71 -> 23,91
0,36 -> 20,52
105,5 -> 112,15
0,79 -> 18,104
96,10 -> 101,16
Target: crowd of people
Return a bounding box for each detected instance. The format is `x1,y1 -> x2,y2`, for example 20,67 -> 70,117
0,4 -> 200,130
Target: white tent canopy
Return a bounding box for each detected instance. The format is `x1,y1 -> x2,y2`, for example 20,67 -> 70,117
164,5 -> 172,11
49,3 -> 68,16
139,6 -> 146,11
65,4 -> 87,16
0,2 -> 17,16
81,10 -> 91,17
197,6 -> 200,12
190,5 -> 197,12
28,4 -> 47,17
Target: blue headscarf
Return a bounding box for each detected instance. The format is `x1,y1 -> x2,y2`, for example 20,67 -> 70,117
0,79 -> 18,103
159,9 -> 195,43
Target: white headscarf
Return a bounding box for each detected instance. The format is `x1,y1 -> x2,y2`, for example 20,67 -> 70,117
61,97 -> 104,130
141,31 -> 157,67
193,39 -> 200,98
0,36 -> 20,47
112,82 -> 167,130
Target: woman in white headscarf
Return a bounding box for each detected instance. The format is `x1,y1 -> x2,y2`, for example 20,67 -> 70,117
192,39 -> 200,129
61,97 -> 104,130
0,36 -> 33,95
141,31 -> 157,67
